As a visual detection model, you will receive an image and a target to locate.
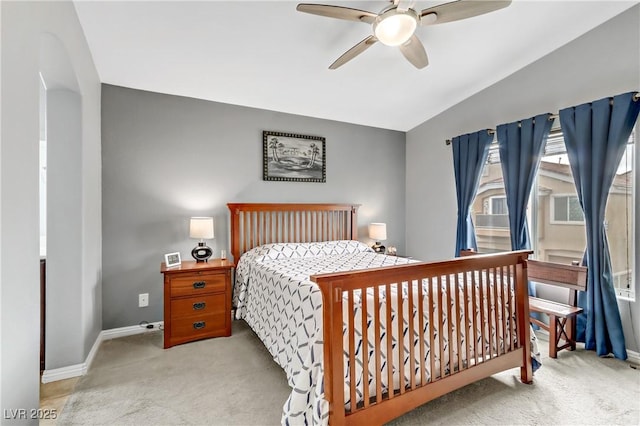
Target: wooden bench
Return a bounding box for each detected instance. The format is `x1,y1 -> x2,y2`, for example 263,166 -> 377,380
460,250 -> 587,358
527,259 -> 587,358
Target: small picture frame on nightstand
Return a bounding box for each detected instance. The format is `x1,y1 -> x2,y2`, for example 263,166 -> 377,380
164,252 -> 181,268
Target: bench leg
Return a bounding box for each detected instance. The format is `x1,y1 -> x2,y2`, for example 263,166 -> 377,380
549,315 -> 579,357
549,315 -> 558,358
567,317 -> 576,351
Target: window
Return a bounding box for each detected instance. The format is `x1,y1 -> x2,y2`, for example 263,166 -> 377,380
607,136 -> 634,300
535,130 -> 586,274
473,126 -> 636,301
551,195 -> 584,223
490,196 -> 508,215
473,159 -> 511,253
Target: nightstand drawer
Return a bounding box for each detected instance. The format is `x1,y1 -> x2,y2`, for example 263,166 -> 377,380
170,273 -> 226,297
170,311 -> 227,340
170,294 -> 225,318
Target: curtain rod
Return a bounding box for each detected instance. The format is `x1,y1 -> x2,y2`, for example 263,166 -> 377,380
445,92 -> 640,145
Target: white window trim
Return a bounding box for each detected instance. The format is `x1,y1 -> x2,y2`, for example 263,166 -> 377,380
613,270 -> 633,300
630,126 -> 637,302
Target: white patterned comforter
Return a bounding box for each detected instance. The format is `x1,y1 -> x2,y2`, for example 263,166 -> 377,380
233,241 -> 540,425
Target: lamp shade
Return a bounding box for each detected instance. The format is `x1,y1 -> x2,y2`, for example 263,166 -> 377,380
368,223 -> 387,241
189,217 -> 214,239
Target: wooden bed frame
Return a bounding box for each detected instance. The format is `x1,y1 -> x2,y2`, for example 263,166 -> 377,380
228,203 -> 533,426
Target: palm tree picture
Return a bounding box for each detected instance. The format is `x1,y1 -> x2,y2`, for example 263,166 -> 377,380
263,131 -> 326,182
308,143 -> 320,169
268,137 -> 282,162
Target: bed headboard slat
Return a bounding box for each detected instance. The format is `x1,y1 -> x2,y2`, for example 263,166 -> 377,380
227,203 -> 360,263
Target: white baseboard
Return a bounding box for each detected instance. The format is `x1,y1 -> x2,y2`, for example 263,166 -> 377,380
626,349 -> 640,365
41,362 -> 88,384
101,321 -> 164,340
41,321 -> 164,384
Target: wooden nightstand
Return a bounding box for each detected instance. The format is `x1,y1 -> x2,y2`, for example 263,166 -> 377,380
161,259 -> 234,349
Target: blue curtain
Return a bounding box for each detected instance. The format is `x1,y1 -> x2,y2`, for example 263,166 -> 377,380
452,131 -> 493,256
559,92 -> 640,359
497,113 -> 553,296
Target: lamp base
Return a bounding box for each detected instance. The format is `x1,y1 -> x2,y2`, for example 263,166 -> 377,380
372,242 -> 386,254
191,242 -> 213,262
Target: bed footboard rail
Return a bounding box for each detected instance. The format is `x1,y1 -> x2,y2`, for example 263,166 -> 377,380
311,250 -> 532,426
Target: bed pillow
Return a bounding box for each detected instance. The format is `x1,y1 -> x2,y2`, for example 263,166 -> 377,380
316,240 -> 373,256
245,240 -> 372,262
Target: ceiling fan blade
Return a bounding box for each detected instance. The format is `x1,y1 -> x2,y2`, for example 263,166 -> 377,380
329,36 -> 378,69
399,34 -> 429,69
420,0 -> 511,25
296,4 -> 377,24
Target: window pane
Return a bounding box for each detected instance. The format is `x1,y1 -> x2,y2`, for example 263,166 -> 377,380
553,196 -> 568,222
568,196 -> 584,222
491,196 -> 507,215
606,142 -> 634,300
537,157 -> 585,265
473,159 -> 511,253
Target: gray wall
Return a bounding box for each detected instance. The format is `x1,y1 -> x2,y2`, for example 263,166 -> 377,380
101,85 -> 406,329
406,6 -> 640,352
0,0 -> 101,421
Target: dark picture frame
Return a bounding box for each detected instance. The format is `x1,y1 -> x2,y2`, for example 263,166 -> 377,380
263,131 -> 326,182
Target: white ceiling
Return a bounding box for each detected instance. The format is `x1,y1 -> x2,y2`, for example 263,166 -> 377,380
73,1 -> 637,132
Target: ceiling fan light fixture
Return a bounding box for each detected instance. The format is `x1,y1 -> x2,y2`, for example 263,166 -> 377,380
374,9 -> 418,47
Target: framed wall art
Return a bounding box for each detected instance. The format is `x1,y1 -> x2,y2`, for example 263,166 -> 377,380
263,131 -> 326,182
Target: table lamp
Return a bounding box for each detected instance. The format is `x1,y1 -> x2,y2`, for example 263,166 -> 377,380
368,222 -> 387,253
190,217 -> 214,262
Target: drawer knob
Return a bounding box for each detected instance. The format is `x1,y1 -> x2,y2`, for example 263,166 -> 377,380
193,321 -> 206,330
193,302 -> 206,310
193,281 -> 206,289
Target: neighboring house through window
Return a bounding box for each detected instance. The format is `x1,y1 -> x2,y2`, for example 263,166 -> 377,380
474,163 -> 511,253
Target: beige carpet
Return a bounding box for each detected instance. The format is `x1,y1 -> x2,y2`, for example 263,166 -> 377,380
59,320 -> 640,425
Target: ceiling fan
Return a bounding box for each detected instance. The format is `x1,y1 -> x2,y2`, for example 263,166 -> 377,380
296,0 -> 512,69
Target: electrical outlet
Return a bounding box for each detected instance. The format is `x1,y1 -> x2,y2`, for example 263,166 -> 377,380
138,293 -> 149,307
